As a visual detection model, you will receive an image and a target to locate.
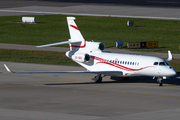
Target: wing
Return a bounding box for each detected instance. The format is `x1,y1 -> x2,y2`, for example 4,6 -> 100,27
4,64 -> 123,76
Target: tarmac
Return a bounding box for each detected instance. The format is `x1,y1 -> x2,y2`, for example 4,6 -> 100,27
0,0 -> 180,120
1,61 -> 180,120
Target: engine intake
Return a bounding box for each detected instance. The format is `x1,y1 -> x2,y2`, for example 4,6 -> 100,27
99,42 -> 105,51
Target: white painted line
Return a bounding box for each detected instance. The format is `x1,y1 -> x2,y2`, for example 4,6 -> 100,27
0,9 -> 180,20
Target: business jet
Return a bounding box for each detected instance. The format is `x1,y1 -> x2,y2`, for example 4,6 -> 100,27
4,17 -> 176,86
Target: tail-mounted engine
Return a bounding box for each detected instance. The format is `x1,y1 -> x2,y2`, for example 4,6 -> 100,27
86,42 -> 105,51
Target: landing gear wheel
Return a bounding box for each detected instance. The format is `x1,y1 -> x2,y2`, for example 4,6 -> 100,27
95,77 -> 102,83
93,74 -> 102,83
157,77 -> 163,86
159,83 -> 163,86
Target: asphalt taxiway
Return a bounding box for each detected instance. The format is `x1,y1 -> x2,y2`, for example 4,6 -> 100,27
0,0 -> 180,120
0,0 -> 180,19
0,61 -> 180,120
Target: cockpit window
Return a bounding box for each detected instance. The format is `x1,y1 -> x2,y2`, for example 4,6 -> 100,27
159,62 -> 166,66
165,62 -> 170,66
153,62 -> 158,65
154,62 -> 168,66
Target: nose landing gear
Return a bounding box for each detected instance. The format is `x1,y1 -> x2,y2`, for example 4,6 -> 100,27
157,77 -> 163,86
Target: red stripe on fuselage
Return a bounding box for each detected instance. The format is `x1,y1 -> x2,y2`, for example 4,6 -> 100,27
96,62 -> 154,71
92,56 -> 154,71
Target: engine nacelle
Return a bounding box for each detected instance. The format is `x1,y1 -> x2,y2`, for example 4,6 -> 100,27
86,41 -> 105,51
71,53 -> 90,63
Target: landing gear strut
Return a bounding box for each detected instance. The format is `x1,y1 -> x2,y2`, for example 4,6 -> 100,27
157,77 -> 163,86
92,74 -> 102,83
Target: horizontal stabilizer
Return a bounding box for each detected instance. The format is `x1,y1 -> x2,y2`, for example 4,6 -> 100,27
37,40 -> 81,48
4,64 -> 123,75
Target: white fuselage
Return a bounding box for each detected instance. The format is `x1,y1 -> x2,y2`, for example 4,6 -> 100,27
74,51 -> 176,78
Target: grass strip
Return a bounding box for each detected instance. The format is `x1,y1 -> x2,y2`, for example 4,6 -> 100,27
0,15 -> 180,53
0,49 -> 78,66
0,49 -> 179,72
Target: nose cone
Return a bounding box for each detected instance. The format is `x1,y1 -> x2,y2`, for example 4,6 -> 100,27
167,69 -> 176,77
172,70 -> 176,76
159,68 -> 176,77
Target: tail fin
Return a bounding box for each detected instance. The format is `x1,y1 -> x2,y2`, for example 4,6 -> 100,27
67,17 -> 86,51
67,17 -> 84,42
37,17 -> 85,51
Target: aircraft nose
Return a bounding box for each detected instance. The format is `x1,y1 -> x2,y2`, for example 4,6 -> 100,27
168,69 -> 176,76
172,70 -> 176,76
160,68 -> 176,77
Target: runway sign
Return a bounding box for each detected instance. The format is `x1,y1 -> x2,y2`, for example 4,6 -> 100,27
128,41 -> 158,49
140,42 -> 146,48
127,42 -> 141,48
146,41 -> 158,48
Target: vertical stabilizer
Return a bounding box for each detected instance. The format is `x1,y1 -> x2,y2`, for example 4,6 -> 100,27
67,17 -> 86,51
67,17 -> 84,42
37,17 -> 84,48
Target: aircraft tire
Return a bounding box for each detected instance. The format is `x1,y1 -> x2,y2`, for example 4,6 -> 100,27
95,74 -> 102,83
159,83 -> 163,86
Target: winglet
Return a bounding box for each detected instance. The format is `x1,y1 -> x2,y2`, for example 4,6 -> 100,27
166,50 -> 173,62
4,64 -> 14,73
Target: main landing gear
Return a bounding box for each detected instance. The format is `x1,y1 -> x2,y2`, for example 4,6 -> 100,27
92,74 -> 102,83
